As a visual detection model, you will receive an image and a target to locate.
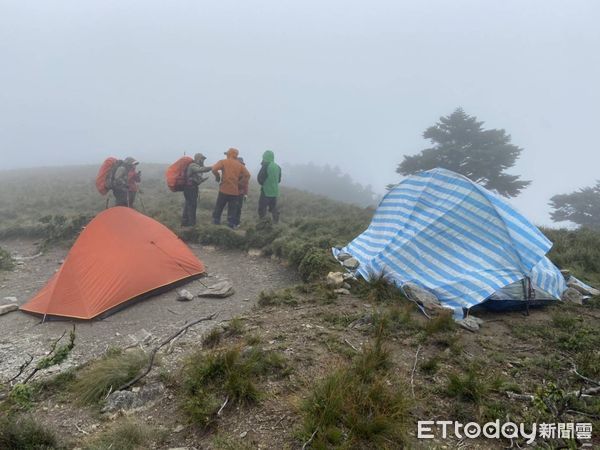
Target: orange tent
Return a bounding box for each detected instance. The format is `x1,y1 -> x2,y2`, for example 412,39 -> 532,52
21,207 -> 205,319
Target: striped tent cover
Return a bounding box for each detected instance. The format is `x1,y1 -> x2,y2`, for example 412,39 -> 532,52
337,168 -> 566,313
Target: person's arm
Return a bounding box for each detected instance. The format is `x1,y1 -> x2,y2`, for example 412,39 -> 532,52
212,161 -> 223,182
196,165 -> 212,184
257,163 -> 268,185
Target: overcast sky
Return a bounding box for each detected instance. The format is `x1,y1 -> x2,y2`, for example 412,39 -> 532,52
1,0 -> 599,226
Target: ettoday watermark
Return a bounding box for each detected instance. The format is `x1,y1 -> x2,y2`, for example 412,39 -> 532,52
417,420 -> 593,445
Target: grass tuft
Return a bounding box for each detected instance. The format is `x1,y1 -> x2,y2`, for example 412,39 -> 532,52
0,246 -> 14,271
72,349 -> 148,405
423,311 -> 456,335
202,327 -> 223,349
300,339 -> 408,449
182,346 -> 289,428
446,363 -> 488,403
258,289 -> 298,307
83,420 -> 154,450
357,271 -> 406,303
0,415 -> 61,449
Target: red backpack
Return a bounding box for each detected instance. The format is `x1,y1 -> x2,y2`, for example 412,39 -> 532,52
96,157 -> 121,195
166,156 -> 194,192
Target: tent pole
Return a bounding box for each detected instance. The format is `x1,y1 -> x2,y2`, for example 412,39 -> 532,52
525,276 -> 532,316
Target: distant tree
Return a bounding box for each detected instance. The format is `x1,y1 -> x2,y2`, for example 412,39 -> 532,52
282,163 -> 379,207
549,182 -> 600,229
397,108 -> 531,197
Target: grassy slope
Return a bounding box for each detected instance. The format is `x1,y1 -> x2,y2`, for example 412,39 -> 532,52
1,166 -> 599,449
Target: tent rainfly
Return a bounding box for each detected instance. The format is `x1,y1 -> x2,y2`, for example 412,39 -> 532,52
334,168 -> 567,316
21,207 -> 205,319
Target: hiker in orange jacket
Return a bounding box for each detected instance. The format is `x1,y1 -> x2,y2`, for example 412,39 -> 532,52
211,148 -> 250,228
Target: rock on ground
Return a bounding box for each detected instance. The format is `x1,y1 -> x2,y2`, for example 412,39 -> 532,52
402,283 -> 445,313
102,383 -> 165,413
326,272 -> 344,288
342,257 -> 360,270
567,279 -> 600,297
197,280 -> 234,298
0,304 -> 18,316
176,289 -> 194,302
334,288 -> 350,295
561,287 -> 583,305
457,316 -> 481,332
336,252 -> 353,262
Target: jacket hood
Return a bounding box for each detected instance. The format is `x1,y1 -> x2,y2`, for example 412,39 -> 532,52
226,148 -> 239,159
262,150 -> 275,163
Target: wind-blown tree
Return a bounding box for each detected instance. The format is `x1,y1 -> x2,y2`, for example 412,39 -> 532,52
397,108 -> 531,197
549,182 -> 600,229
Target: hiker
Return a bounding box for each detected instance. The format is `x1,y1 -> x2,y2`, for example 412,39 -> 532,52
211,148 -> 251,228
231,157 -> 249,228
113,157 -> 141,208
181,153 -> 212,227
257,150 -> 281,223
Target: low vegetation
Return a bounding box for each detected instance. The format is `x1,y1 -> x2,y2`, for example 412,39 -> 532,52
182,346 -> 289,428
257,288 -> 298,307
0,246 -> 14,271
83,420 -> 156,450
72,348 -> 148,405
0,415 -> 62,450
1,166 -> 600,448
299,334 -> 409,449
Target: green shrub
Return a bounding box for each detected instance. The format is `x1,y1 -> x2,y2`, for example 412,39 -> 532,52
420,356 -> 441,375
8,384 -> 35,409
72,349 -> 148,405
182,346 -> 288,427
202,327 -> 223,349
447,364 -> 488,403
224,317 -> 245,336
423,311 -> 456,335
0,415 -> 61,449
357,272 -> 406,303
299,338 -> 408,448
245,219 -> 282,249
197,225 -> 246,249
83,420 -> 152,450
543,227 -> 600,283
372,304 -> 420,336
258,288 -> 298,307
298,248 -> 332,282
0,247 -> 14,271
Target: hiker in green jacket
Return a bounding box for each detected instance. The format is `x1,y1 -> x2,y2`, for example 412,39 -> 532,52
257,150 -> 282,223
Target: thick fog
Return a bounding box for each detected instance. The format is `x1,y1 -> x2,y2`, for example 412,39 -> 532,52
1,0 -> 599,226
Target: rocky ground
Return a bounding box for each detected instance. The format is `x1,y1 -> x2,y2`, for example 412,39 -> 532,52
1,238 -> 599,449
0,238 -> 298,381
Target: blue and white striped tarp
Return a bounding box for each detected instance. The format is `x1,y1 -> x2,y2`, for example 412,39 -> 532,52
336,168 -> 566,314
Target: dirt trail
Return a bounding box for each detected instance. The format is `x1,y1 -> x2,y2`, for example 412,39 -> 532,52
0,238 -> 298,381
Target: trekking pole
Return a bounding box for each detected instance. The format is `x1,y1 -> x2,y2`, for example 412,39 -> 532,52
138,191 -> 147,214
105,196 -> 110,210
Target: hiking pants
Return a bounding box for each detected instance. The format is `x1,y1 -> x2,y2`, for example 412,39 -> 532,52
182,185 -> 199,226
212,192 -> 238,227
232,195 -> 245,226
114,189 -> 136,208
258,192 -> 279,224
